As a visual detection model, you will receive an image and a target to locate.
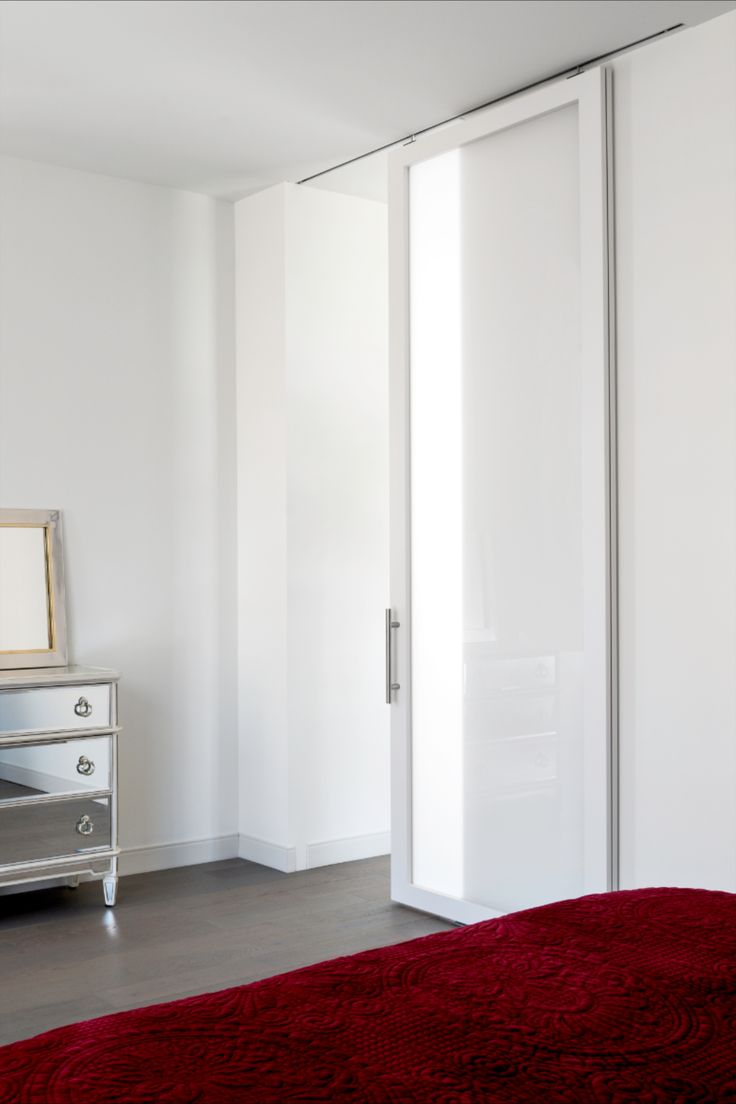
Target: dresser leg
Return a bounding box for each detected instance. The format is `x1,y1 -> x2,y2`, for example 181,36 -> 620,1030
103,874 -> 118,907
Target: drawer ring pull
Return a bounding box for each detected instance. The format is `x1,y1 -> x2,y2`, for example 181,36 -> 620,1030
76,815 -> 94,836
76,756 -> 95,776
74,696 -> 93,719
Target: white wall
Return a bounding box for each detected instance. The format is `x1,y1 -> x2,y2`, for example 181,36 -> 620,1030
235,184 -> 290,852
613,12 -> 736,889
236,183 -> 390,871
0,155 -> 238,873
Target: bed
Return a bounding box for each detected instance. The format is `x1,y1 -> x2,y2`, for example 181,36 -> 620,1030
1,886 -> 734,1102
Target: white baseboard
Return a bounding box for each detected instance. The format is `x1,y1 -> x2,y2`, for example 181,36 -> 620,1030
238,834 -> 297,873
120,834 -> 239,876
119,829 -> 390,878
306,830 -> 390,870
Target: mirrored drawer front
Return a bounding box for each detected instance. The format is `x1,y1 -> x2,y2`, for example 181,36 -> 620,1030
0,736 -> 111,803
0,796 -> 111,867
0,684 -> 111,734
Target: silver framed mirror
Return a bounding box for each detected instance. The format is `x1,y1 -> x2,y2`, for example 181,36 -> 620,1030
0,509 -> 68,670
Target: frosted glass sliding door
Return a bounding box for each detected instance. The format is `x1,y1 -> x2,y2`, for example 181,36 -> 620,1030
389,69 -> 614,925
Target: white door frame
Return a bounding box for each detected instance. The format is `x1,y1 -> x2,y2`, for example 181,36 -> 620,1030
388,67 -> 617,925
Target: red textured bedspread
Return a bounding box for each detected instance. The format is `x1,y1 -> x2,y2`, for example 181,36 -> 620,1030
1,887 -> 735,1103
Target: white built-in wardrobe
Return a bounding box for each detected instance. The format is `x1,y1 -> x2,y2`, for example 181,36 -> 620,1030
387,17 -> 736,925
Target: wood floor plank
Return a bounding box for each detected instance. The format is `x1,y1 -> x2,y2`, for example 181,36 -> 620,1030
0,856 -> 452,1045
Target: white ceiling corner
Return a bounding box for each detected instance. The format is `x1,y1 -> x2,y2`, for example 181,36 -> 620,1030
0,0 -> 734,200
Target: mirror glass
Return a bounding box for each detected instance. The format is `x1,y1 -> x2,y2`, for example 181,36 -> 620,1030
0,510 -> 67,669
0,737 -> 111,804
0,527 -> 52,653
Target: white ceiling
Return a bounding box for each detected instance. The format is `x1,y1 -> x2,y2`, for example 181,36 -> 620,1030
0,0 -> 734,200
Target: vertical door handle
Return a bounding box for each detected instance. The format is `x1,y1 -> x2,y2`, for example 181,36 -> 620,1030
385,609 -> 400,703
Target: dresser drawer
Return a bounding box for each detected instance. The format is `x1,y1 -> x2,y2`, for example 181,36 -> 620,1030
0,736 -> 112,803
0,796 -> 112,866
0,684 -> 111,734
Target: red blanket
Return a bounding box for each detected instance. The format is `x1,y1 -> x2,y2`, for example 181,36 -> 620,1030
1,887 -> 735,1102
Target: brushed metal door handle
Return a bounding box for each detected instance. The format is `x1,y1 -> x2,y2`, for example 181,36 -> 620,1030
385,608 -> 400,704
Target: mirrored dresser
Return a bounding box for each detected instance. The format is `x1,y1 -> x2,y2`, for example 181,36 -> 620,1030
0,666 -> 120,905
0,508 -> 120,906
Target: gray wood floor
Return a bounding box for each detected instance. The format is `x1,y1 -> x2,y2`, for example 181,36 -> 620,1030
0,856 -> 452,1046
